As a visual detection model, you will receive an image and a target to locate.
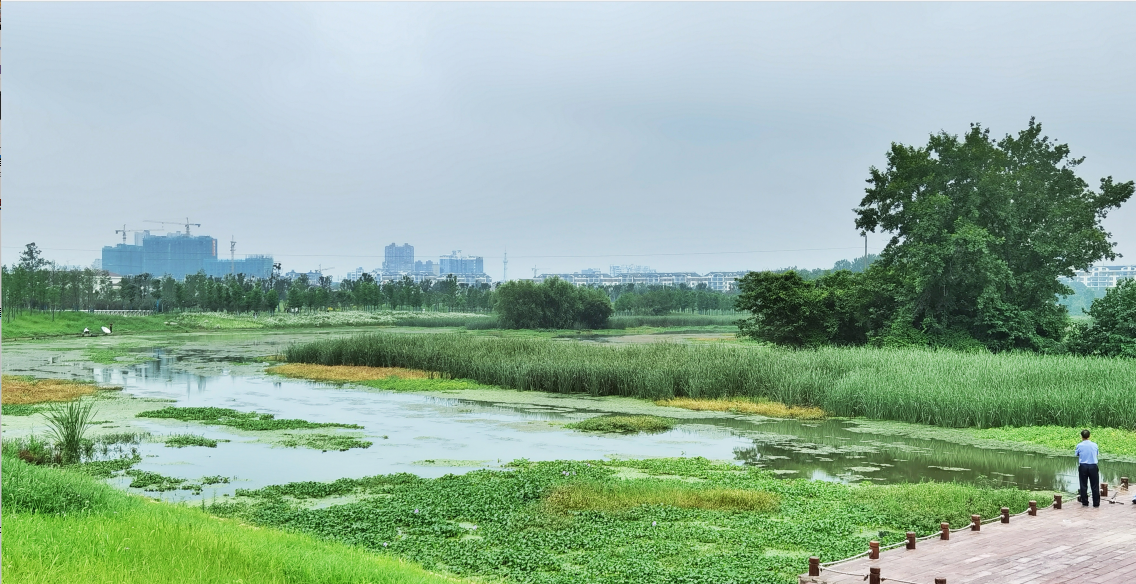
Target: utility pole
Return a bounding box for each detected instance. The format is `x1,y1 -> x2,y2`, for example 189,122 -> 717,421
503,249 -> 508,282
230,236 -> 237,275
863,232 -> 868,272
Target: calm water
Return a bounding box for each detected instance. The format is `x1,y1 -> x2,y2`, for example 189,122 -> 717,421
93,356 -> 1136,500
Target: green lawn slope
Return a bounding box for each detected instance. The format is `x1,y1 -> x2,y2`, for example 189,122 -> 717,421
1,453 -> 457,584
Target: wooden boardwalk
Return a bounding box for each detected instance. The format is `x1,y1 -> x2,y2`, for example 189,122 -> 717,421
801,485 -> 1136,584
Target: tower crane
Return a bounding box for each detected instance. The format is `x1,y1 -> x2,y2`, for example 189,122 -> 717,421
114,224 -> 162,245
145,217 -> 201,236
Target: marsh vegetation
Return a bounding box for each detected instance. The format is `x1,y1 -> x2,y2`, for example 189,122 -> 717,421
286,332 -> 1136,429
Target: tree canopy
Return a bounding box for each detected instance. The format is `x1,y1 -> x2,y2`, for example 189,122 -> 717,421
739,119 -> 1134,352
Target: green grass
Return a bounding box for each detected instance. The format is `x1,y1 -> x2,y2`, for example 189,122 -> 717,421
1,309 -> 493,340
565,415 -> 675,434
277,433 -> 373,451
605,314 -> 743,329
136,406 -> 363,431
359,377 -> 494,392
286,332 -> 1136,429
85,347 -> 153,364
213,457 -> 1050,584
163,434 -> 219,448
972,426 -> 1136,457
0,454 -> 458,584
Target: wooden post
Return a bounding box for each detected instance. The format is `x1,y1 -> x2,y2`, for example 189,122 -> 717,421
1101,483 -> 1108,497
869,567 -> 881,584
906,531 -> 916,550
808,557 -> 820,577
1029,501 -> 1037,516
941,522 -> 950,540
1123,477 -> 1129,490
1054,494 -> 1062,509
971,514 -> 981,531
869,540 -> 880,559
1001,507 -> 1009,524
935,579 -> 947,584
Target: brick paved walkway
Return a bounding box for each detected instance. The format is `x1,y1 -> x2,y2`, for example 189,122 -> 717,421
801,486 -> 1136,584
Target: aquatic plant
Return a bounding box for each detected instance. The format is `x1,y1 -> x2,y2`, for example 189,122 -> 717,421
163,434 -> 219,448
43,398 -> 98,464
276,433 -> 372,451
286,332 -> 1136,429
565,415 -> 675,434
136,406 -> 362,431
1,375 -> 109,405
543,481 -> 779,514
213,457 -> 1049,584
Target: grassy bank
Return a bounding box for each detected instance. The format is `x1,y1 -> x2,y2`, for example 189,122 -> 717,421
213,457 -> 1050,584
0,453 -> 456,584
2,310 -> 493,340
285,333 -> 1136,429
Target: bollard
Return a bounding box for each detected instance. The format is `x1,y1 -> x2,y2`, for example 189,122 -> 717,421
1054,494 -> 1062,509
1102,483 -> 1108,497
1001,507 -> 1010,524
869,540 -> 880,559
869,566 -> 881,584
940,522 -> 950,540
935,579 -> 947,584
808,557 -> 820,577
1029,501 -> 1037,516
1123,477 -> 1129,490
971,514 -> 981,531
906,531 -> 916,550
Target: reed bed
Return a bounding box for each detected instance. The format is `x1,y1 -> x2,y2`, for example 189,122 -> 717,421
285,333 -> 1136,429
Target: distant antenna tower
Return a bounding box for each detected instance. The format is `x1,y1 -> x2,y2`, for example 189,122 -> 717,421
532,266 -> 539,279
503,249 -> 508,282
230,236 -> 236,275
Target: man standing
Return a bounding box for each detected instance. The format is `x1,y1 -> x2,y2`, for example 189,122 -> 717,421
1076,429 -> 1100,507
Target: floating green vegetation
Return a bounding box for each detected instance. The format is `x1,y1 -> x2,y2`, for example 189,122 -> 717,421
972,426 -> 1136,457
136,406 -> 362,431
163,434 -> 219,448
124,469 -> 229,494
76,455 -> 142,479
544,481 -> 778,514
211,457 -> 1051,584
286,332 -> 1136,429
2,403 -> 47,416
565,415 -> 675,434
276,433 -> 373,451
84,347 -> 151,365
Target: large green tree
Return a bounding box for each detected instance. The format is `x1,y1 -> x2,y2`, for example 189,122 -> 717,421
1074,279 -> 1136,358
854,119 -> 1133,351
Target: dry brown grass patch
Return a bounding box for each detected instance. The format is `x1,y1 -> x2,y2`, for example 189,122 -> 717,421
1,375 -> 115,405
544,482 -> 779,514
656,397 -> 825,419
267,363 -> 433,383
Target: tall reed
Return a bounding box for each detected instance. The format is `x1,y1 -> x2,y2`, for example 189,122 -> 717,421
42,398 -> 98,464
286,333 -> 1136,430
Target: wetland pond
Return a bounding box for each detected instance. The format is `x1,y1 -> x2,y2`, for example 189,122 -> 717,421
74,355 -> 1136,500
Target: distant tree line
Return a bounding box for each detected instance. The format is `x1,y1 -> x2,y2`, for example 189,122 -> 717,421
607,283 -> 737,315
736,120 -> 1136,357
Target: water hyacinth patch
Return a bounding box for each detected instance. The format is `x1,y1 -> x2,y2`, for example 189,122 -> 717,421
210,457 -> 1050,584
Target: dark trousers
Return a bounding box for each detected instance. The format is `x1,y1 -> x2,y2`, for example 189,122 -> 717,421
1078,463 -> 1100,506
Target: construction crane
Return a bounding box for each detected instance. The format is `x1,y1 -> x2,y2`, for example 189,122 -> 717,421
114,224 -> 161,245
145,217 -> 201,236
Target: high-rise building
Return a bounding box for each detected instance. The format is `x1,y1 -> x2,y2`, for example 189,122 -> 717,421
383,243 -> 414,274
440,250 -> 484,275
100,231 -> 273,279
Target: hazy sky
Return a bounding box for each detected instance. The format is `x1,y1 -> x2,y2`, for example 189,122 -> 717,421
6,2 -> 1136,280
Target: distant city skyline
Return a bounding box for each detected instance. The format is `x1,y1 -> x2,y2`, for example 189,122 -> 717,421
6,3 -> 1135,280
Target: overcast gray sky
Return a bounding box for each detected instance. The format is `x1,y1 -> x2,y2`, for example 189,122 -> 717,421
5,2 -> 1135,280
